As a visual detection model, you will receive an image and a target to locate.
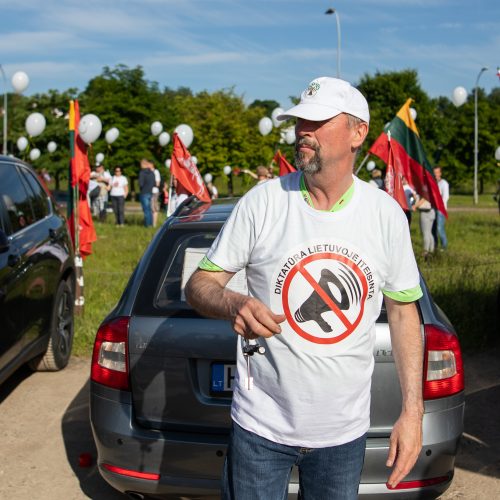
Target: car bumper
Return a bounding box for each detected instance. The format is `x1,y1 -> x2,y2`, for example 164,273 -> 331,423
91,382 -> 464,499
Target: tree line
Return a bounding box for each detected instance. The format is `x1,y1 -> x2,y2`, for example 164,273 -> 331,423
3,64 -> 499,193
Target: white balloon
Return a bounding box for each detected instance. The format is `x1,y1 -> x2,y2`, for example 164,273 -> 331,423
367,160 -> 376,172
29,148 -> 41,161
191,155 -> 198,164
409,107 -> 417,121
452,86 -> 467,107
17,136 -> 28,151
258,117 -> 273,136
271,107 -> 285,127
105,127 -> 119,144
165,159 -> 171,169
25,112 -> 46,137
204,173 -> 213,183
151,121 -> 163,136
78,114 -> 102,144
495,146 -> 500,161
175,124 -> 194,148
11,71 -> 29,94
285,128 -> 296,144
96,152 -> 105,163
223,165 -> 232,175
47,141 -> 57,153
158,131 -> 170,147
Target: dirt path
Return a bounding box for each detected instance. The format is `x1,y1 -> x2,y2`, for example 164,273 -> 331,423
0,349 -> 499,499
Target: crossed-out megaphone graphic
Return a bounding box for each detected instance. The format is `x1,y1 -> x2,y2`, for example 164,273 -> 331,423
294,268 -> 352,333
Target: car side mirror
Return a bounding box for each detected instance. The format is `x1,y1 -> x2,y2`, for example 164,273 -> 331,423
0,229 -> 10,253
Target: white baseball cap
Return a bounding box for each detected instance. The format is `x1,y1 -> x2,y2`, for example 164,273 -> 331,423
277,77 -> 370,124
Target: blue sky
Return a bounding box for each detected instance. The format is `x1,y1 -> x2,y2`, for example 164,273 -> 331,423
1,0 -> 499,109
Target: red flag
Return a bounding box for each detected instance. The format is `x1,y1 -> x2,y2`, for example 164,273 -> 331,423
369,99 -> 447,217
273,149 -> 296,176
68,100 -> 96,258
170,133 -> 211,203
384,135 -> 408,211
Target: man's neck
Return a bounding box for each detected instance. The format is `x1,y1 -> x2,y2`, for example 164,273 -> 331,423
303,170 -> 354,211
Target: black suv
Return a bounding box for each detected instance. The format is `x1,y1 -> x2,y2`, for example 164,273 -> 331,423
0,156 -> 75,384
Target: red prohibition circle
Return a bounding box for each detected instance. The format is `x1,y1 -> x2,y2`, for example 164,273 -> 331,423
282,252 -> 368,344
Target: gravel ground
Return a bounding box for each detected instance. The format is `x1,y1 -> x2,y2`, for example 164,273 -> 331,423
0,347 -> 499,499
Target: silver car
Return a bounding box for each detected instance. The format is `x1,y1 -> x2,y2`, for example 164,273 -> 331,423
90,198 -> 464,499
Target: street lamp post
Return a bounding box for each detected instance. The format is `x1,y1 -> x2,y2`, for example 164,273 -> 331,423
325,7 -> 341,78
473,67 -> 488,205
0,65 -> 7,155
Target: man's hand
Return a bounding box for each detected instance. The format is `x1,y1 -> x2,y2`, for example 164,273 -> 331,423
230,295 -> 285,339
386,409 -> 423,489
186,269 -> 285,339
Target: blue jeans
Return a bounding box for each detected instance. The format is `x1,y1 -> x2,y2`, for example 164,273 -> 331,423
222,422 -> 366,500
435,211 -> 447,249
139,193 -> 153,227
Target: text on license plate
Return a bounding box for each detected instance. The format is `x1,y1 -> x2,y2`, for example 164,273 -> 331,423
211,363 -> 236,392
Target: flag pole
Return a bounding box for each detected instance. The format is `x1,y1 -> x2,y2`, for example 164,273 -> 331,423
69,99 -> 84,315
354,152 -> 370,175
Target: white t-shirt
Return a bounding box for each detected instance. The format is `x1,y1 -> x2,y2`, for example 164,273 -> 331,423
437,178 -> 449,209
170,192 -> 188,211
153,169 -> 161,194
109,175 -> 128,197
206,172 -> 420,447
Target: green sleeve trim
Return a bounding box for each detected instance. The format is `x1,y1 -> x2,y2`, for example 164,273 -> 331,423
198,256 -> 224,272
382,285 -> 423,302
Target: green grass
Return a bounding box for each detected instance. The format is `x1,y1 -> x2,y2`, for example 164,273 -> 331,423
73,213 -> 159,355
74,207 -> 500,356
448,193 -> 498,209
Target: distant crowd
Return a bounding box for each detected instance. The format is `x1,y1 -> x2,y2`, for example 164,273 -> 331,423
368,165 -> 449,259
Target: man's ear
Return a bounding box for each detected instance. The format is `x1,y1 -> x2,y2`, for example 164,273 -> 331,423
352,122 -> 369,149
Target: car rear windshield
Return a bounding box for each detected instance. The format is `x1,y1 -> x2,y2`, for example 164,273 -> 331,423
156,231 -> 218,309
134,227 -> 221,317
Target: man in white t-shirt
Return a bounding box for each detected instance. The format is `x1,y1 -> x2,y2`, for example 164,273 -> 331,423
186,77 -> 424,499
433,166 -> 449,250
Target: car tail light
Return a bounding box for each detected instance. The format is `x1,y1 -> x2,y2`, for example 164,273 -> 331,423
423,325 -> 464,400
102,463 -> 160,481
386,474 -> 450,490
91,316 -> 130,391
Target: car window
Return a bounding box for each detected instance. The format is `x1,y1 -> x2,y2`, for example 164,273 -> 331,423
19,167 -> 50,220
0,163 -> 35,234
155,231 -> 218,310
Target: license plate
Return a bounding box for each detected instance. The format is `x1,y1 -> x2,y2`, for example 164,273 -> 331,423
211,363 -> 236,393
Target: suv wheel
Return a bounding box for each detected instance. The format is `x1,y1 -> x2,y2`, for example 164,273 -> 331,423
29,280 -> 75,371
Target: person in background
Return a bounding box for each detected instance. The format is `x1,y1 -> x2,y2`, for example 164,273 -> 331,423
151,162 -> 162,227
206,180 -> 219,199
91,164 -> 111,222
169,177 -> 189,213
88,175 -> 100,213
241,165 -> 271,185
138,158 -> 155,227
415,194 -> 435,259
432,166 -> 449,251
368,168 -> 384,189
109,166 -> 128,226
402,176 -> 417,225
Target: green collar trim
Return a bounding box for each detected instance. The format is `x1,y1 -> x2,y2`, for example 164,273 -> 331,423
299,173 -> 355,212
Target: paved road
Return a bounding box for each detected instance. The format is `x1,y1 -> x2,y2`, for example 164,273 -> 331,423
0,348 -> 499,499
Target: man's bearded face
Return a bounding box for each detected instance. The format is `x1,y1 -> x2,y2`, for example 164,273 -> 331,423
294,138 -> 322,174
